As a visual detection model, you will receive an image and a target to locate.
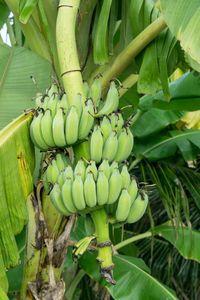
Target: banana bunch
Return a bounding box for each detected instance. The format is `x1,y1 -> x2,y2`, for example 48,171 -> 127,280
30,83 -> 95,150
43,154 -> 148,224
90,113 -> 134,163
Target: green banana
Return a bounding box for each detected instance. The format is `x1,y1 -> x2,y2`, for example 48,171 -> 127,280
40,95 -> 49,110
95,81 -> 119,117
102,130 -> 118,162
52,107 -> 66,147
72,173 -> 86,210
35,93 -> 43,107
78,99 -> 95,140
30,111 -> 49,150
97,170 -> 109,205
117,113 -> 124,136
128,176 -> 138,205
90,125 -> 103,163
63,165 -> 74,181
62,177 -> 77,213
47,83 -> 59,97
98,159 -> 110,179
115,188 -> 131,222
84,171 -> 97,207
50,182 -> 71,216
107,168 -> 122,204
100,116 -> 112,144
47,93 -> 58,119
121,165 -> 130,188
86,160 -> 98,181
72,93 -> 83,119
58,173 -> 65,188
110,160 -> 118,174
57,93 -> 68,115
55,153 -> 67,172
41,109 -> 56,148
110,113 -> 118,131
65,105 -> 79,145
74,159 -> 86,182
46,161 -> 59,184
127,190 -> 148,224
83,81 -> 89,99
88,77 -> 101,107
114,127 -> 134,162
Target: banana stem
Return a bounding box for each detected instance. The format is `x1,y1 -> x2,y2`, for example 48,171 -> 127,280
90,208 -> 116,285
115,231 -> 152,250
118,74 -> 139,98
6,19 -> 16,46
56,0 -> 84,105
100,16 -> 167,93
129,156 -> 143,171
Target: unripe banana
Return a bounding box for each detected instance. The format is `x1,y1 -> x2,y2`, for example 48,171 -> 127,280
48,83 -> 59,97
88,77 -> 101,107
97,170 -> 109,205
84,171 -> 97,207
83,81 -> 89,99
57,93 -> 68,115
121,165 -> 130,188
114,127 -> 134,162
95,81 -> 119,117
30,111 -> 49,150
98,158 -> 110,179
46,161 -> 59,184
65,105 -> 79,145
63,165 -> 74,181
102,130 -> 118,162
128,176 -> 138,205
58,173 -> 65,188
74,159 -> 86,182
110,113 -> 118,131
62,177 -> 77,213
52,107 -> 66,147
115,188 -> 131,222
127,190 -> 148,224
117,113 -> 124,136
50,182 -> 71,216
90,125 -> 103,163
47,93 -> 58,119
41,109 -> 56,148
55,153 -> 67,172
43,172 -> 50,193
72,93 -> 83,119
41,95 -> 49,110
110,160 -> 118,174
100,116 -> 112,144
107,168 -> 122,204
86,160 -> 98,181
35,93 -> 43,107
78,99 -> 95,140
72,173 -> 86,210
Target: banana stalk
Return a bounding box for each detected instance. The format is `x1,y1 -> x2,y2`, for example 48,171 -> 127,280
90,208 -> 116,285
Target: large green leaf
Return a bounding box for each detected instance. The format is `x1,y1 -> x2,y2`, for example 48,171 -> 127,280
0,113 -> 34,268
138,71 -> 200,111
155,222 -> 200,263
80,253 -> 178,300
133,129 -> 200,161
160,0 -> 200,65
0,43 -> 52,130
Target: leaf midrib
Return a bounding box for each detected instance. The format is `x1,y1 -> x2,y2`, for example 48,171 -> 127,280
143,130 -> 200,156
0,47 -> 14,91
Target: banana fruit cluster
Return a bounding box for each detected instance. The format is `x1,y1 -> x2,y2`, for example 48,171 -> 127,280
30,84 -> 95,150
43,153 -> 148,224
90,113 -> 134,163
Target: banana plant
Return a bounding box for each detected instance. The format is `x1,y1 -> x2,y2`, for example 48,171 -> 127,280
0,0 -> 200,299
